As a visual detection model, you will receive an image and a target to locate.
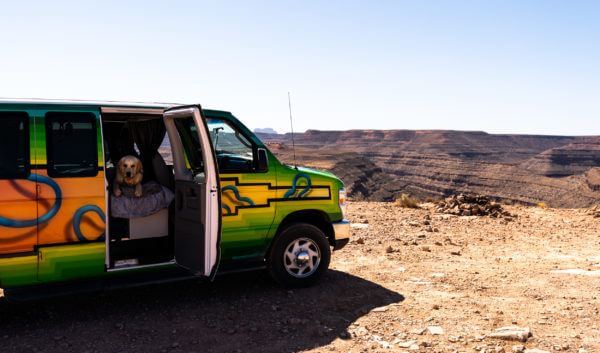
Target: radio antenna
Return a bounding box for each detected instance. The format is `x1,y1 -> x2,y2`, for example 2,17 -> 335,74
287,92 -> 298,169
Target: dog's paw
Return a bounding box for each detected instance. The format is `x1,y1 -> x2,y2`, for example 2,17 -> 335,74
134,190 -> 142,197
113,189 -> 122,197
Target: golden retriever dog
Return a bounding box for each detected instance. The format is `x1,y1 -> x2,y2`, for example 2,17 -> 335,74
113,155 -> 143,197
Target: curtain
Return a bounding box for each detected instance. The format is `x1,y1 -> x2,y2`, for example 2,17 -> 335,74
104,122 -> 136,166
128,119 -> 166,182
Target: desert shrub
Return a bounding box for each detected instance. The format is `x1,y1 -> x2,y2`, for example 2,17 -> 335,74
537,202 -> 548,208
395,194 -> 420,208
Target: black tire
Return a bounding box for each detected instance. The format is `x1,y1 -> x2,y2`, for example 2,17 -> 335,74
268,223 -> 331,288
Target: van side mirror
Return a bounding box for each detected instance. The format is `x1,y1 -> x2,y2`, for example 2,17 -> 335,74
256,148 -> 269,172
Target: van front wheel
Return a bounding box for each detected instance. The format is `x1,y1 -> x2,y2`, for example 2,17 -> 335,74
268,223 -> 331,288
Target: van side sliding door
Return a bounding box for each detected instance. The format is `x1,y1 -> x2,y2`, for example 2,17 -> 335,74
163,105 -> 220,277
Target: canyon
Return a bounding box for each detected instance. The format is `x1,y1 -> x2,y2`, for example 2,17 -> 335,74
257,130 -> 600,207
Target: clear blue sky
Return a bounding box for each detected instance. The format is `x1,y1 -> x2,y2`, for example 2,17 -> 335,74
0,1 -> 598,135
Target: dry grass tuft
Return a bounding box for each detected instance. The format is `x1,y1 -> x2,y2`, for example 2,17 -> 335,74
537,202 -> 548,209
395,194 -> 420,208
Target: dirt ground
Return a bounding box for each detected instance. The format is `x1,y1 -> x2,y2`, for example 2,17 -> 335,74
1,202 -> 599,353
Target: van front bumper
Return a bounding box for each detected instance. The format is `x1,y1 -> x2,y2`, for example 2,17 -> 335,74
332,219 -> 350,250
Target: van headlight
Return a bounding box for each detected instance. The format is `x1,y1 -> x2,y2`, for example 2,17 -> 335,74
338,187 -> 347,217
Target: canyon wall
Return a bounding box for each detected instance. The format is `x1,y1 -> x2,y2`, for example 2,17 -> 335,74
257,131 -> 600,207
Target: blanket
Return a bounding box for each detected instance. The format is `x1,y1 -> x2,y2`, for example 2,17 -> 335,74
111,181 -> 174,219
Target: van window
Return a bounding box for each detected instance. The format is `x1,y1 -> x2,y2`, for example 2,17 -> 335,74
158,134 -> 173,165
45,112 -> 98,177
0,112 -> 30,179
174,117 -> 204,173
207,118 -> 254,173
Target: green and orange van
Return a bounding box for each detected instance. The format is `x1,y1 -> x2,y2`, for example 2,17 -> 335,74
0,99 -> 349,298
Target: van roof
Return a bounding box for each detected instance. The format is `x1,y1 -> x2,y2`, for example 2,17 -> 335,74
0,98 -> 175,109
0,98 -> 234,117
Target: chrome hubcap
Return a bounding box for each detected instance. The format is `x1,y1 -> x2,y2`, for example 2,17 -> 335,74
283,237 -> 321,278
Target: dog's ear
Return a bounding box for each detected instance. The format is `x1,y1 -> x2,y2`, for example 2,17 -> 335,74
136,160 -> 143,175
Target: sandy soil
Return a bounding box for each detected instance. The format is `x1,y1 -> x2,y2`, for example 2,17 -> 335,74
1,202 -> 599,353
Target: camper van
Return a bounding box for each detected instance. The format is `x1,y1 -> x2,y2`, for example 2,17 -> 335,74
0,99 -> 349,298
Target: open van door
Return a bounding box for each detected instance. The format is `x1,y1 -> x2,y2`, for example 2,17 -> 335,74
163,105 -> 221,278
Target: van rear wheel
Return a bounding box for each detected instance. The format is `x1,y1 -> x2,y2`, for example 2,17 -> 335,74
268,223 -> 331,288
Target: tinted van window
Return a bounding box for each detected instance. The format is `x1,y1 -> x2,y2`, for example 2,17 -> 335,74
45,112 -> 98,177
0,112 -> 30,179
174,117 -> 204,173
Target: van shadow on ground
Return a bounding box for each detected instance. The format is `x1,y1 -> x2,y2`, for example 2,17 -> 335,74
0,270 -> 404,353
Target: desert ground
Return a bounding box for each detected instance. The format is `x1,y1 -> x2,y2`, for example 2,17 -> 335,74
259,131 -> 600,208
1,202 -> 599,353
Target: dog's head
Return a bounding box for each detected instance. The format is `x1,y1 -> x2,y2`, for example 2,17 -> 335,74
118,155 -> 143,184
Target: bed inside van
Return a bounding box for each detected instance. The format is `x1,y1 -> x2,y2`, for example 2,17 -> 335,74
101,105 -> 220,276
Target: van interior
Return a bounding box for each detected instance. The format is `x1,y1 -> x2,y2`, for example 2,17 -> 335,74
102,112 -> 177,269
